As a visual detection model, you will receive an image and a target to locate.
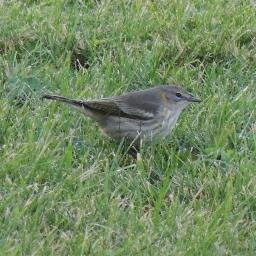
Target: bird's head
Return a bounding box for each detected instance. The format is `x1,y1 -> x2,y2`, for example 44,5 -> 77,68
160,84 -> 201,111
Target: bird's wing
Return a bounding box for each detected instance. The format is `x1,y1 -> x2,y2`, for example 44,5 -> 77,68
84,99 -> 153,120
83,99 -> 122,116
85,88 -> 161,120
42,87 -> 162,120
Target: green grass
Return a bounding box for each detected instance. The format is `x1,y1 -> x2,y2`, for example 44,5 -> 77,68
0,0 -> 256,255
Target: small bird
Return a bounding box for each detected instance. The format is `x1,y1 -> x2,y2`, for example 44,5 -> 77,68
42,84 -> 200,150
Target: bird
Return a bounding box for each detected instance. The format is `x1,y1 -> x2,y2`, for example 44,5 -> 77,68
42,84 -> 200,153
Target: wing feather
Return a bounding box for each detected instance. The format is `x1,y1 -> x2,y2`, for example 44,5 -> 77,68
84,88 -> 161,120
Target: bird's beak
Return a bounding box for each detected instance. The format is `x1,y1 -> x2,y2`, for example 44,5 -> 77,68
187,95 -> 201,102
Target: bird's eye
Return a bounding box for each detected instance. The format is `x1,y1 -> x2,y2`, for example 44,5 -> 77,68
176,92 -> 182,98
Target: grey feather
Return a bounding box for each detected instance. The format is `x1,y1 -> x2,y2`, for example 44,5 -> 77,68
42,84 -> 200,144
47,87 -> 163,120
112,87 -> 162,119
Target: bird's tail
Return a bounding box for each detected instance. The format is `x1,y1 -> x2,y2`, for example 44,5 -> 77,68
42,94 -> 100,119
42,94 -> 86,108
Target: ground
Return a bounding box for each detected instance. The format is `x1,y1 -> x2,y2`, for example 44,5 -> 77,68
0,0 -> 256,255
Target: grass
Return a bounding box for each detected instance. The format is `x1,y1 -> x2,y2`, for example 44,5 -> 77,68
0,0 -> 256,255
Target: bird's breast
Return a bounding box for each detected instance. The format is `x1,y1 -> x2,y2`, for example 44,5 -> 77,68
156,109 -> 181,138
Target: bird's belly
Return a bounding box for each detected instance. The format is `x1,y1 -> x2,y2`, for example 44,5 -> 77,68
101,117 -> 157,141
101,112 -> 180,143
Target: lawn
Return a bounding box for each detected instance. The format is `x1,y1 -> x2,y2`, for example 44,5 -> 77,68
0,0 -> 255,255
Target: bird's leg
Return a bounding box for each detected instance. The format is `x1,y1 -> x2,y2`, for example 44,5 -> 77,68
127,138 -> 143,161
136,152 -> 142,161
123,132 -> 144,161
127,146 -> 139,159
